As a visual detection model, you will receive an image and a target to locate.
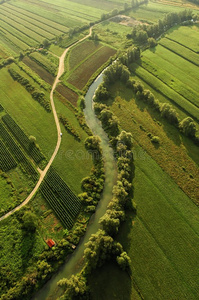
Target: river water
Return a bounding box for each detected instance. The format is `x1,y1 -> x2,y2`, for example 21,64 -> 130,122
32,73 -> 117,300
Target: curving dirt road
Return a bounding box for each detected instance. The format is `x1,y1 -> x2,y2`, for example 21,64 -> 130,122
0,28 -> 93,222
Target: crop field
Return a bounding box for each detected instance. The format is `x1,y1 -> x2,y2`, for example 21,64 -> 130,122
140,47 -> 199,108
131,25 -> 199,122
132,64 -> 199,121
128,1 -> 188,23
159,37 -> 199,66
22,56 -> 55,85
40,167 -> 81,229
165,25 -> 199,52
67,40 -> 103,71
29,52 -> 58,76
67,45 -> 116,90
56,84 -> 79,107
117,149 -> 199,299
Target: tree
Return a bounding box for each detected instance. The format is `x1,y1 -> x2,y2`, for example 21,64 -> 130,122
179,117 -> 197,137
29,135 -> 36,144
116,251 -> 131,271
117,131 -> 133,149
43,39 -> 50,48
79,96 -> 85,110
147,37 -> 157,48
58,274 -> 87,299
22,211 -> 37,232
160,103 -> 179,125
99,213 -> 120,236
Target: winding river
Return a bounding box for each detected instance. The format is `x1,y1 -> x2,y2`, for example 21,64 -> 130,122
32,72 -> 117,300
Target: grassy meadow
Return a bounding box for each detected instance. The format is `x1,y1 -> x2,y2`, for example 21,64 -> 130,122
117,149 -> 199,299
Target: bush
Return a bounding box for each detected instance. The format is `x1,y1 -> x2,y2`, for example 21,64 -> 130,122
151,136 -> 160,144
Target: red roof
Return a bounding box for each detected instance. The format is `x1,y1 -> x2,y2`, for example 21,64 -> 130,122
46,239 -> 55,248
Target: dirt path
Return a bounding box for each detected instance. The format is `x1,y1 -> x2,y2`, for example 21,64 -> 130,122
0,28 -> 93,222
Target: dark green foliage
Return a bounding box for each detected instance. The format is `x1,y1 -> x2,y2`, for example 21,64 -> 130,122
79,136 -> 105,210
148,37 -> 157,48
94,84 -> 110,102
59,115 -> 81,141
130,9 -> 194,45
103,62 -> 130,86
22,211 -> 37,232
120,47 -> 140,68
58,274 -> 88,299
116,251 -> 131,271
84,230 -> 123,270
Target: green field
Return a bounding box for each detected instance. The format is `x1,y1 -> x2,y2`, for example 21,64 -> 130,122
140,46 -> 199,108
90,143 -> 199,299
0,67 -> 57,159
109,82 -> 199,200
117,149 -> 199,299
128,1 -> 192,23
92,21 -> 133,49
165,25 -> 199,52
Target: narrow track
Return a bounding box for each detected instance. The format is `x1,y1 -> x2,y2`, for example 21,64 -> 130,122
0,28 -> 92,222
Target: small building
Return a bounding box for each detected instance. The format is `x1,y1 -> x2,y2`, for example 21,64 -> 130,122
46,239 -> 55,248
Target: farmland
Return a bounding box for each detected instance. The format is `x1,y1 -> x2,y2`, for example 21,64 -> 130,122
132,25 -> 199,122
63,40 -> 116,91
67,44 -> 116,90
1,0 -> 199,299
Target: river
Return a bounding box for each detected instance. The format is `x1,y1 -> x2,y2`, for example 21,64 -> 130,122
32,72 -> 117,300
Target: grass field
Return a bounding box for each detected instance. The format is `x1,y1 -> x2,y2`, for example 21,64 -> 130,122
140,47 -> 199,108
159,37 -> 199,66
109,82 -> 199,202
53,95 -> 93,194
89,140 -> 199,299
93,21 -> 133,49
0,67 -> 57,159
89,262 -> 141,300
116,149 -> 199,299
127,1 -> 192,23
165,25 -> 199,52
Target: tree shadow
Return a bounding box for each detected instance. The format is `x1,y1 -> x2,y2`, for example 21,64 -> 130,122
20,230 -> 37,272
88,261 -> 132,300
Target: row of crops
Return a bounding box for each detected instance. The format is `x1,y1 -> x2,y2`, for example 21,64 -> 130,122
0,122 -> 38,180
40,167 -> 81,228
0,139 -> 17,172
2,114 -> 45,164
